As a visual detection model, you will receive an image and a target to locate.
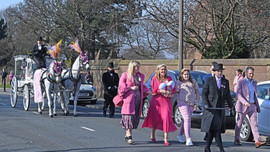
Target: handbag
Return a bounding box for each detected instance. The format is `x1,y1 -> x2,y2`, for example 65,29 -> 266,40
113,94 -> 123,107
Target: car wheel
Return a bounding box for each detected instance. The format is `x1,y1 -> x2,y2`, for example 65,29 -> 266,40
174,105 -> 182,127
240,116 -> 253,141
142,99 -> 150,118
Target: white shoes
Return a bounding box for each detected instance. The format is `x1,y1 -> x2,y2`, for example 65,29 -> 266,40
186,138 -> 193,146
177,134 -> 185,143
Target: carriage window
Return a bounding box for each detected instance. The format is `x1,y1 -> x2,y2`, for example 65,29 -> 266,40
257,84 -> 270,100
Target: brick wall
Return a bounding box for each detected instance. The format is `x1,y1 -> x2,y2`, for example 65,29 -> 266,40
90,59 -> 270,97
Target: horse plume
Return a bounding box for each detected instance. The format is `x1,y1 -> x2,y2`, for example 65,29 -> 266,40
69,38 -> 81,53
48,40 -> 63,59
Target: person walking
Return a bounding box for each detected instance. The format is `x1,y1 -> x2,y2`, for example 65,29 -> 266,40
142,64 -> 177,146
118,60 -> 150,145
31,37 -> 48,69
102,62 -> 119,118
175,69 -> 200,146
234,67 -> 265,148
201,63 -> 233,152
233,69 -> 243,93
1,69 -> 7,92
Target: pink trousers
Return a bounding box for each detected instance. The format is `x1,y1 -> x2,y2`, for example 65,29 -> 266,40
235,103 -> 260,142
179,105 -> 193,139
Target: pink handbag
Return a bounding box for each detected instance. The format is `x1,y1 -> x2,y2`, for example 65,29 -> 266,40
113,94 -> 123,107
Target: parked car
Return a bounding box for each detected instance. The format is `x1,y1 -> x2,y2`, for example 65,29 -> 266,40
142,70 -> 236,127
69,76 -> 97,104
238,80 -> 270,141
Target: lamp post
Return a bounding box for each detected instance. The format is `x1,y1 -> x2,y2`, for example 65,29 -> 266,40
178,0 -> 183,70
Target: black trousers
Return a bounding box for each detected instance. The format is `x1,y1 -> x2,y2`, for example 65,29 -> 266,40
2,78 -> 6,92
103,98 -> 115,117
205,130 -> 224,151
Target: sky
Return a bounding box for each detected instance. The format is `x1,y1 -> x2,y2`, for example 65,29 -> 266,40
0,0 -> 23,10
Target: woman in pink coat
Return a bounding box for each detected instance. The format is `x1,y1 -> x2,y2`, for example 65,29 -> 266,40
142,64 -> 177,146
118,60 -> 150,145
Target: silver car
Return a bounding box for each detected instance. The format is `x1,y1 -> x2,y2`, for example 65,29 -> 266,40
238,80 -> 270,141
69,76 -> 97,104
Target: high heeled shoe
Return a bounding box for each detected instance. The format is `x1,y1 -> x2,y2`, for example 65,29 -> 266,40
151,138 -> 156,142
125,136 -> 134,145
164,139 -> 170,146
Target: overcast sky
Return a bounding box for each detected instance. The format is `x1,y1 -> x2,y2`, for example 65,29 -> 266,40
0,0 -> 23,10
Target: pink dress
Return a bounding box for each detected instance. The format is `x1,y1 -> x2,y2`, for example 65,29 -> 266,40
142,75 -> 177,133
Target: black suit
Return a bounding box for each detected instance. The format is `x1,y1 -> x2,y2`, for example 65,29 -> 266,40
32,44 -> 47,69
201,76 -> 233,152
102,70 -> 119,117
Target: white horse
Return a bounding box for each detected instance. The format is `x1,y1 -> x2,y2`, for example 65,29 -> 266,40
37,60 -> 63,117
60,52 -> 90,116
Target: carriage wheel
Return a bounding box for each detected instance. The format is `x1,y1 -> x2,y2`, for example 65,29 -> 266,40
10,77 -> 18,108
23,85 -> 30,111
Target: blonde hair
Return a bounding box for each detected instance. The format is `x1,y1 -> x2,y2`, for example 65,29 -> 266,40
180,68 -> 193,83
127,60 -> 140,79
155,64 -> 167,81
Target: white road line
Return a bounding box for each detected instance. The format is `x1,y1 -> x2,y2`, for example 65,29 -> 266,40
81,126 -> 95,132
0,103 -> 6,105
32,112 -> 39,114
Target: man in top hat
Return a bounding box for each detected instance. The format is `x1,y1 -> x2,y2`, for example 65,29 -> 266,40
32,36 -> 48,69
102,62 -> 119,118
201,63 -> 233,152
234,67 -> 265,148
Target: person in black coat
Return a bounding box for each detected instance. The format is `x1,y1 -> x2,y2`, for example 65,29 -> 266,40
1,69 -> 7,92
102,62 -> 119,118
201,63 -> 233,152
32,37 -> 48,69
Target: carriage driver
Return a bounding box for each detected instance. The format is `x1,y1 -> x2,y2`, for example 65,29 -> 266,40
32,36 -> 48,69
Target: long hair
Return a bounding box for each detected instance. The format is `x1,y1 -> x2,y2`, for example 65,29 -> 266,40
180,68 -> 193,84
127,60 -> 140,79
155,64 -> 167,81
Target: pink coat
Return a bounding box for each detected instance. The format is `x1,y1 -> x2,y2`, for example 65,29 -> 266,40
118,72 -> 149,115
235,77 -> 260,113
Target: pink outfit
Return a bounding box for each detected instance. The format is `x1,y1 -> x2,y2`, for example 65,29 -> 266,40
175,79 -> 199,139
118,72 -> 149,115
235,78 -> 261,142
233,74 -> 243,92
9,74 -> 14,81
141,75 -> 177,133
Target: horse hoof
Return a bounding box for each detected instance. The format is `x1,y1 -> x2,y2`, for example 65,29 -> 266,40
65,112 -> 69,116
50,115 -> 53,118
39,111 -> 42,114
53,114 -> 57,116
74,114 -> 78,117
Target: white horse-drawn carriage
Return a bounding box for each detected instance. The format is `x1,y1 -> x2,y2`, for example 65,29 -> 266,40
10,39 -> 90,118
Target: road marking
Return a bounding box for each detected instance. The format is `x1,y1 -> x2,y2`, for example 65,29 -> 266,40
0,103 -> 6,105
32,112 -> 39,114
81,126 -> 95,132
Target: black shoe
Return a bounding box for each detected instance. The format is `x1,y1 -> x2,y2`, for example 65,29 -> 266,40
109,115 -> 115,118
204,147 -> 211,152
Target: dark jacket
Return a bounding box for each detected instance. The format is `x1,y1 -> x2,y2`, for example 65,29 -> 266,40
201,76 -> 233,133
32,44 -> 48,69
2,71 -> 7,79
102,70 -> 119,100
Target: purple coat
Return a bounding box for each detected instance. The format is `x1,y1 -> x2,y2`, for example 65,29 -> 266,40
118,72 -> 149,115
235,77 -> 260,113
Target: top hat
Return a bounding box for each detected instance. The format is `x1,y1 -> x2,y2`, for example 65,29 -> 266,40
108,62 -> 114,68
212,63 -> 224,71
37,36 -> 43,41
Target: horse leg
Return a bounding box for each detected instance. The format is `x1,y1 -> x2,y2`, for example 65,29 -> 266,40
37,102 -> 42,114
73,86 -> 80,117
61,91 -> 69,115
45,86 -> 53,118
53,92 -> 57,116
